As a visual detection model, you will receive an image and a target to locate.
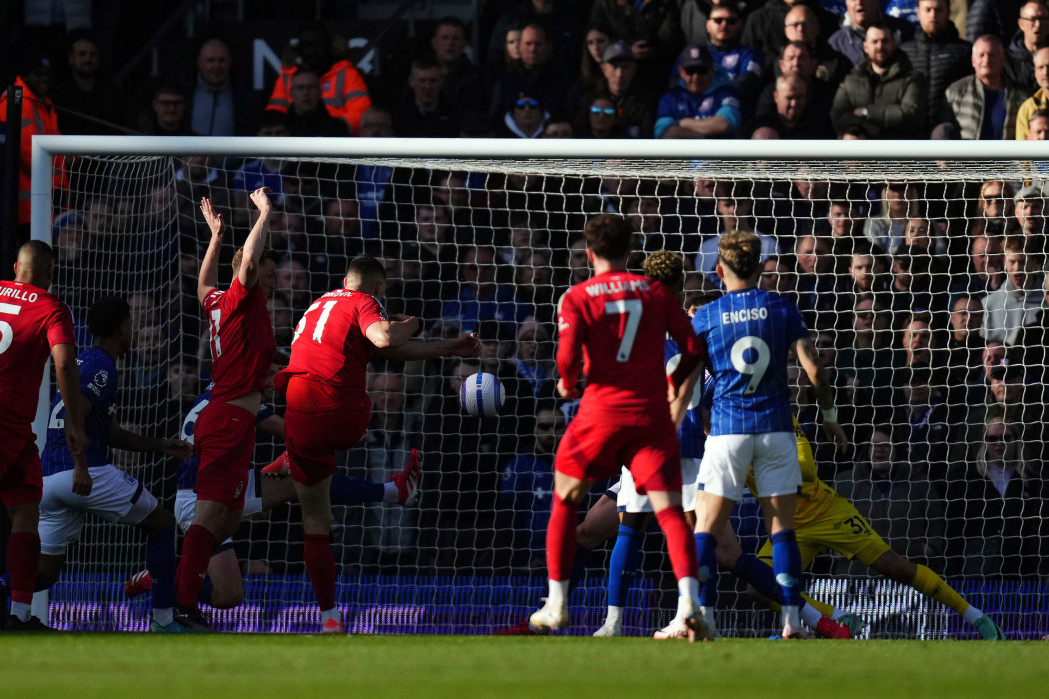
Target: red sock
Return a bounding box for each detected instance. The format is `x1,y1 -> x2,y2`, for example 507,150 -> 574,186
655,506 -> 699,581
545,494 -> 579,582
7,531 -> 40,605
176,524 -> 216,608
304,533 -> 336,611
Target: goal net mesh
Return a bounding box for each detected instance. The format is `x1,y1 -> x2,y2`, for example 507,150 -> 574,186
39,150 -> 1049,639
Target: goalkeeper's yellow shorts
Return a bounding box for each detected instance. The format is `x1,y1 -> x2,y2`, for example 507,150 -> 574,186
756,495 -> 891,570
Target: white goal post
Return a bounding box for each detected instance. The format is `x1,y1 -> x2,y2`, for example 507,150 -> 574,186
27,136 -> 1049,638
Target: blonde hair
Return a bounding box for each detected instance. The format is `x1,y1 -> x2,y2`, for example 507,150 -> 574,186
718,230 -> 762,279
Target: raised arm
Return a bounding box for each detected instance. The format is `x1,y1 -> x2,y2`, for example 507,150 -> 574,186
364,315 -> 420,350
373,333 -> 481,361
197,196 -> 224,304
238,187 -> 273,290
794,336 -> 849,453
52,343 -> 90,495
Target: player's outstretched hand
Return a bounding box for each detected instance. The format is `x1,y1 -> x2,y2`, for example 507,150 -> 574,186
249,187 -> 272,215
823,421 -> 850,454
200,197 -> 224,237
450,332 -> 481,357
162,438 -> 194,461
557,378 -> 580,399
72,465 -> 93,497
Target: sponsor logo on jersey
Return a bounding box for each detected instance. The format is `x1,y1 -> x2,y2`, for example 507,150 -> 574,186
700,97 -> 714,113
94,370 -> 109,387
722,54 -> 739,69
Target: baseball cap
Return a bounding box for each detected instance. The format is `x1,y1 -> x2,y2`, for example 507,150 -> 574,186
1014,184 -> 1043,202
602,42 -> 635,64
678,44 -> 713,71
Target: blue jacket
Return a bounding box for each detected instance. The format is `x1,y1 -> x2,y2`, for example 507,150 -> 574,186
654,69 -> 742,138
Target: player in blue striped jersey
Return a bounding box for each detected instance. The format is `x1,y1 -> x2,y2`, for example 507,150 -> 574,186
36,297 -> 194,631
689,231 -> 847,640
125,380 -> 421,611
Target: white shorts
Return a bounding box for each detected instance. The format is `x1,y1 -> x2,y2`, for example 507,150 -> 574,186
174,469 -> 262,542
698,432 -> 800,501
616,457 -> 700,513
39,465 -> 159,556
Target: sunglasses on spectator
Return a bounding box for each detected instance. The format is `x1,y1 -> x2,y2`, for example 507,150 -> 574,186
682,66 -> 710,75
515,99 -> 540,109
590,106 -> 616,115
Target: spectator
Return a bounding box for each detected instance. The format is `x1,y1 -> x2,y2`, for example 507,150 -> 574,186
1011,1 -> 1049,69
496,91 -> 549,138
694,181 -> 778,283
983,235 -> 1045,345
967,225 -> 1006,295
577,41 -> 656,138
899,0 -> 973,136
230,113 -> 290,225
577,23 -> 615,92
488,0 -> 583,73
655,43 -> 742,138
965,0 -> 1024,44
267,22 -> 371,135
705,4 -> 763,112
187,37 -> 256,136
743,0 -> 840,71
492,21 -> 525,77
441,246 -> 530,334
976,179 -> 1015,224
1027,106 -> 1049,138
834,424 -> 948,577
590,0 -> 685,86
894,365 -> 952,477
431,16 -> 483,113
793,233 -> 837,326
831,23 -> 927,138
280,68 -> 350,137
754,41 -> 837,123
1017,47 -> 1049,138
1013,184 -> 1048,238
137,80 -> 193,136
50,30 -> 123,135
836,293 -> 894,423
782,6 -> 851,88
829,0 -> 915,66
489,23 -> 573,118
945,292 -> 987,416
863,181 -> 921,253
394,57 -> 463,138
541,118 -> 574,137
936,35 -> 1027,140
749,72 -> 833,138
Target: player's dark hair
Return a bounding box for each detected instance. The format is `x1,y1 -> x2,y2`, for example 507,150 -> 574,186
347,255 -> 387,283
718,230 -> 762,280
583,213 -> 632,260
87,296 -> 131,338
642,250 -> 684,292
231,246 -> 280,274
19,240 -> 56,265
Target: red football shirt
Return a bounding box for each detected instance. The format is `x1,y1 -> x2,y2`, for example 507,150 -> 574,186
201,277 -> 276,402
557,270 -> 701,419
0,281 -> 76,427
281,288 -> 388,395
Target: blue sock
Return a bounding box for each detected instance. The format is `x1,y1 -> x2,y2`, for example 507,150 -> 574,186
607,525 -> 642,608
146,525 -> 176,611
0,571 -> 9,597
694,532 -> 719,607
567,543 -> 592,593
331,475 -> 384,505
731,552 -> 782,602
198,577 -> 214,606
770,530 -> 803,607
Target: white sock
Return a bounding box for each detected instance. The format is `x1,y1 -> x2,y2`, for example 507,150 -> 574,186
10,601 -> 31,621
782,605 -> 800,631
321,607 -> 341,624
963,606 -> 983,624
383,482 -> 398,503
800,603 -> 822,627
153,607 -> 173,626
605,606 -> 622,626
677,576 -> 700,610
546,579 -> 569,608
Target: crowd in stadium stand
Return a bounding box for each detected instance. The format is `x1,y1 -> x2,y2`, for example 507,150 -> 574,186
3,1 -> 1048,580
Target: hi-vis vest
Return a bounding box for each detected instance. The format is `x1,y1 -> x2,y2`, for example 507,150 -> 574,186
0,77 -> 64,225
267,60 -> 371,136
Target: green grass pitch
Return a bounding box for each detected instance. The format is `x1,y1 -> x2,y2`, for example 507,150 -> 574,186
0,634 -> 1045,698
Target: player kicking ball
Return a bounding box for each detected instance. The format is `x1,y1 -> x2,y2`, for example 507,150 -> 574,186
33,297 -> 192,631
124,382 -> 419,610
274,255 -> 479,633
688,230 -> 846,641
528,215 -> 709,637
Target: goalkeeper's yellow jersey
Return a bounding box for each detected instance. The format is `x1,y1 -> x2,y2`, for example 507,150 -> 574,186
745,417 -> 838,526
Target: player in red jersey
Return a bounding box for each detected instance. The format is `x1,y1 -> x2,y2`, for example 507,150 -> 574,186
173,189 -> 278,628
0,241 -> 87,630
528,214 -> 711,637
272,255 -> 480,633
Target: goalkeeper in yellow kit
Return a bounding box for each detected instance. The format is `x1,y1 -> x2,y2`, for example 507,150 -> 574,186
715,418 -> 1006,640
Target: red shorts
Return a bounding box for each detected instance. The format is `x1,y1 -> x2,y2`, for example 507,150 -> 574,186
555,413 -> 681,494
193,400 -> 255,510
284,377 -> 370,486
0,426 -> 42,507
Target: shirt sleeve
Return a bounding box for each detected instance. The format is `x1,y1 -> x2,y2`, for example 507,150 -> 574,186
357,294 -> 390,337
46,301 -> 77,349
555,289 -> 586,389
